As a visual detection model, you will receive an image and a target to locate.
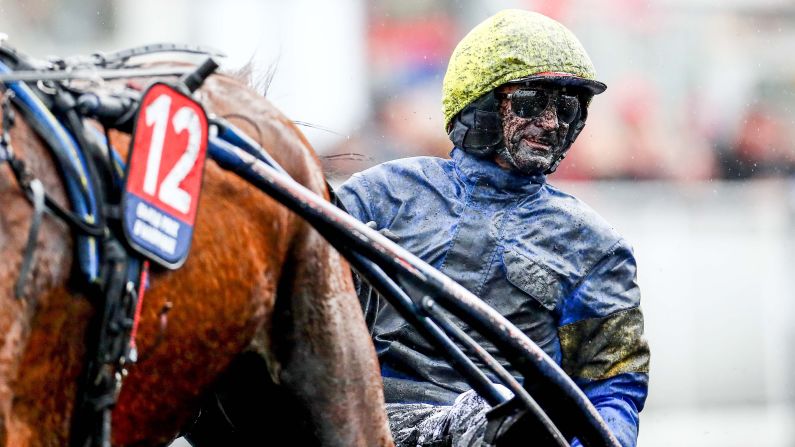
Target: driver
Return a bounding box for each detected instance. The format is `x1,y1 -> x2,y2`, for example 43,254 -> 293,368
337,9 -> 650,447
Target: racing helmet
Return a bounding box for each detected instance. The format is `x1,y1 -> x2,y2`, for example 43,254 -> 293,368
443,9 -> 607,172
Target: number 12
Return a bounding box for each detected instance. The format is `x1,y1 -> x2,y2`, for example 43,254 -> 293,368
141,93 -> 202,215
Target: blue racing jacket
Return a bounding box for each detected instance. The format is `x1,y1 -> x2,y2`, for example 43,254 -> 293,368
337,148 -> 650,447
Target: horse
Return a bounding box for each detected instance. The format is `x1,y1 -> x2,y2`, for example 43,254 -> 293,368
0,62 -> 394,446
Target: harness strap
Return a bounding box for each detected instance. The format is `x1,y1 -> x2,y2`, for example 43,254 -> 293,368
4,146 -> 104,237
53,87 -> 110,228
0,60 -> 105,280
128,261 -> 149,362
71,238 -> 141,447
93,42 -> 226,68
5,80 -> 95,212
3,152 -> 105,297
0,89 -> 13,160
43,194 -> 105,236
1,88 -> 102,240
15,178 -> 44,298
0,93 -> 41,298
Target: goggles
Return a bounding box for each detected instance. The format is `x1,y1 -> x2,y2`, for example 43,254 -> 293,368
498,88 -> 580,124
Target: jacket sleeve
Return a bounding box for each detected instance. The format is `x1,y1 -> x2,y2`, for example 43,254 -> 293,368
558,239 -> 650,447
335,172 -> 376,224
334,172 -> 389,333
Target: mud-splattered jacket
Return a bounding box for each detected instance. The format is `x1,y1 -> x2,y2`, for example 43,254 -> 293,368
336,148 -> 650,447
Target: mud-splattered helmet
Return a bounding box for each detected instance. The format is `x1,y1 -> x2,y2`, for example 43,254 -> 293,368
443,9 -> 607,173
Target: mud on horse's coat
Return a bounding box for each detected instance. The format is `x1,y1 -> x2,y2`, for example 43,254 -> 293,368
0,70 -> 393,446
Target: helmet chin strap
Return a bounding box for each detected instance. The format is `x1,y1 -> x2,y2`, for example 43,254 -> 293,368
448,91 -> 503,157
544,150 -> 567,175
494,145 -> 519,171
545,100 -> 587,174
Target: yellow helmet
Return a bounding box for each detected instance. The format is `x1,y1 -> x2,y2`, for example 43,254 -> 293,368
442,10 -> 606,173
442,9 -> 606,128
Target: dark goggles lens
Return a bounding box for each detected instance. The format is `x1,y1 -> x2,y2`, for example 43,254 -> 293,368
506,89 -> 580,124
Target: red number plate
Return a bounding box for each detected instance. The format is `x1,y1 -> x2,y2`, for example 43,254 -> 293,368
122,82 -> 209,268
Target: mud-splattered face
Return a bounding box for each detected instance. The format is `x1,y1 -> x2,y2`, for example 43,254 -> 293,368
494,84 -> 575,175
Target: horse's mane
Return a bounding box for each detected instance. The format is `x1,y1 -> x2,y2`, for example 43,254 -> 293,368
229,60 -> 279,98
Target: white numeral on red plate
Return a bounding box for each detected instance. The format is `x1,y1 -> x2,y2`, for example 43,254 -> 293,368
160,107 -> 202,214
142,93 -> 202,214
143,94 -> 171,196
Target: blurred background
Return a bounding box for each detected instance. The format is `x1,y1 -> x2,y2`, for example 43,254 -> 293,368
1,0 -> 794,445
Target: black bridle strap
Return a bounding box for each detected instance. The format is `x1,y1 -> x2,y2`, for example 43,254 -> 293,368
15,178 -> 44,298
43,194 -> 105,236
0,85 -> 104,298
7,155 -> 105,236
1,87 -> 104,237
0,88 -> 96,297
4,155 -> 104,301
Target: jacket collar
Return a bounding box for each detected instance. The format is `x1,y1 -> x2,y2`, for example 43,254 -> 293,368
451,147 -> 546,192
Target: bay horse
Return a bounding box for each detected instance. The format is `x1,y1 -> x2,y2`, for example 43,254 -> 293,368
0,66 -> 393,446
